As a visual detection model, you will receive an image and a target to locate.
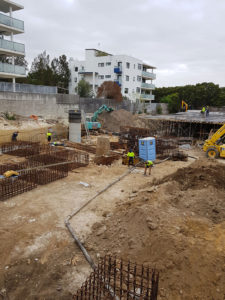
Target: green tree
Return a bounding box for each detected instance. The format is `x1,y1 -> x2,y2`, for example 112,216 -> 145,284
76,79 -> 91,97
27,51 -> 70,93
160,93 -> 180,113
155,82 -> 223,109
51,55 -> 70,93
28,51 -> 54,85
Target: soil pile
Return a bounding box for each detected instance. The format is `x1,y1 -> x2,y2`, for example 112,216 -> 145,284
86,159 -> 225,299
98,109 -> 146,132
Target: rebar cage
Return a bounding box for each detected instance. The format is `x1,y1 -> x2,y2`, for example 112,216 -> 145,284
74,256 -> 159,300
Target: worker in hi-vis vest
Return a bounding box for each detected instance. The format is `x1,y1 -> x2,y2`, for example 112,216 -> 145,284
144,160 -> 153,176
46,130 -> 52,143
127,149 -> 135,166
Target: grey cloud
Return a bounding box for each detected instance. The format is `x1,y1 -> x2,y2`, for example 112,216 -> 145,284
14,0 -> 225,87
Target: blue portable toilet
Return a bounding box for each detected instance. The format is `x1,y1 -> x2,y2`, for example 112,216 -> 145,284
139,137 -> 156,161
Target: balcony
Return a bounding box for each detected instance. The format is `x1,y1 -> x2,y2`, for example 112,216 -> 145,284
140,94 -> 155,101
142,71 -> 156,80
141,82 -> 155,90
0,39 -> 25,55
0,12 -> 24,35
114,66 -> 122,74
0,62 -> 26,78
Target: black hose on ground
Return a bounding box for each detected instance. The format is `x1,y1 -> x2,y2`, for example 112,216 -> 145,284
64,163 -> 141,269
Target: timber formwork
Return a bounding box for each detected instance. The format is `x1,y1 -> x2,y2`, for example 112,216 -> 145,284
94,154 -> 121,166
74,256 -> 159,300
67,141 -> 96,154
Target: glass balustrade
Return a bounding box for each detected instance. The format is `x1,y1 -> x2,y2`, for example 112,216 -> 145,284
0,12 -> 24,31
0,39 -> 25,53
0,62 -> 26,75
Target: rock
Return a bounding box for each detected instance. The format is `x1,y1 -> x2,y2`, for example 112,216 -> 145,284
56,287 -> 62,292
27,259 -> 31,265
106,212 -> 113,218
132,190 -> 137,193
96,225 -> 107,236
129,194 -> 137,199
212,208 -> 219,214
146,217 -> 153,223
121,189 -> 124,192
147,222 -> 158,230
102,211 -> 109,217
146,186 -> 157,193
143,197 -> 149,201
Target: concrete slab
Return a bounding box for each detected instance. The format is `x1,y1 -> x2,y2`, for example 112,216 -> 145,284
141,110 -> 225,125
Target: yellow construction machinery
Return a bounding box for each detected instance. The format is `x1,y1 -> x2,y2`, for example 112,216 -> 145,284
181,100 -> 188,112
203,124 -> 225,158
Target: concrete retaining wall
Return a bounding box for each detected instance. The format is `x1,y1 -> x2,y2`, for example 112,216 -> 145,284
0,92 -> 141,120
146,103 -> 168,114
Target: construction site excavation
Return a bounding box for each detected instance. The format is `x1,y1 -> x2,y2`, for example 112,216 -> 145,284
0,108 -> 225,300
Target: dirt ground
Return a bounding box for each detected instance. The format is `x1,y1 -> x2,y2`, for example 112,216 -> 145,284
0,146 -> 225,299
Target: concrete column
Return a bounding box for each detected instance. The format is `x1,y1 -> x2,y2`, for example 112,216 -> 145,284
9,6 -> 12,17
9,6 -> 13,28
92,72 -> 95,97
12,77 -> 16,92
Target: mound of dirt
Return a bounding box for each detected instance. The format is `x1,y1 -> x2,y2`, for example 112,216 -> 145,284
86,159 -> 225,299
162,159 -> 225,191
98,109 -> 146,132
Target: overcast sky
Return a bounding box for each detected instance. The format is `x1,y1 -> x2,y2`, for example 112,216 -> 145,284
15,0 -> 225,87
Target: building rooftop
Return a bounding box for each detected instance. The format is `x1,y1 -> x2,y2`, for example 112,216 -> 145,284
85,49 -> 112,57
143,62 -> 156,69
0,0 -> 23,13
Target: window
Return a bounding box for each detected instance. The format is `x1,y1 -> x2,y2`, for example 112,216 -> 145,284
137,76 -> 142,82
124,88 -> 129,94
74,77 -> 77,82
126,75 -> 129,81
133,77 -> 135,82
105,75 -> 111,78
98,75 -> 104,79
126,62 -> 130,69
98,63 -> 104,67
136,87 -> 140,93
106,62 -> 111,66
75,67 -> 78,72
138,64 -> 142,70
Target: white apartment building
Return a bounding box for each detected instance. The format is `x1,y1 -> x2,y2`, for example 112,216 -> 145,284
69,49 -> 156,103
0,0 -> 25,90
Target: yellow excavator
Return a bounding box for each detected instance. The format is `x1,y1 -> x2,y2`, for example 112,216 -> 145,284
181,100 -> 188,112
203,124 -> 225,158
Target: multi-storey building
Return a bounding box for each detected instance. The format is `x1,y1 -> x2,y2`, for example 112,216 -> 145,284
0,0 -> 25,90
69,49 -> 156,103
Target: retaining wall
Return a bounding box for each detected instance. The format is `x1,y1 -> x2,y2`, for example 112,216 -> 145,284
0,92 -> 141,120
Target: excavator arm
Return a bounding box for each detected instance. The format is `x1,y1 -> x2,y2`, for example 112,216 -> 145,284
91,105 -> 114,122
181,100 -> 188,112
